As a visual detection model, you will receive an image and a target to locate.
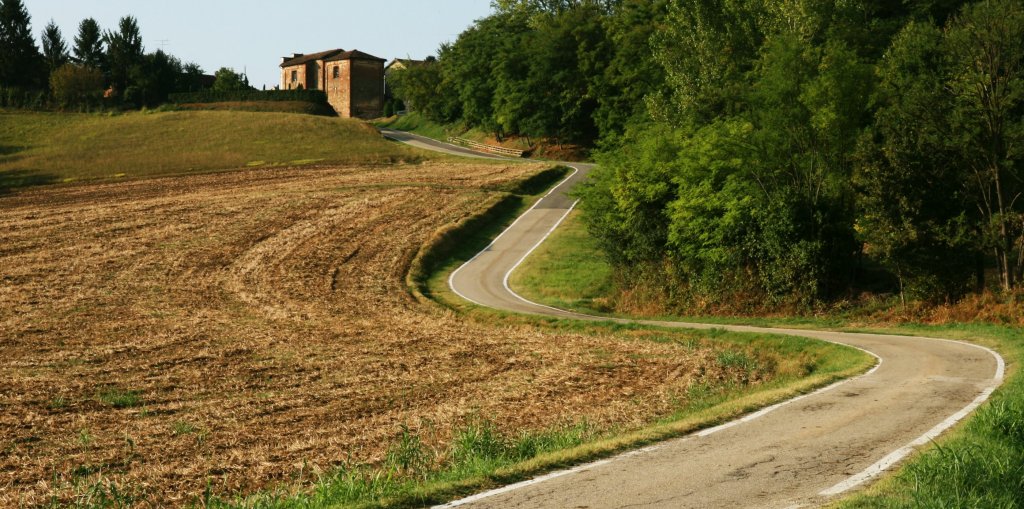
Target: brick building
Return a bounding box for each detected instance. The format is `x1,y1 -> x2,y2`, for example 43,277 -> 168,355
280,49 -> 385,119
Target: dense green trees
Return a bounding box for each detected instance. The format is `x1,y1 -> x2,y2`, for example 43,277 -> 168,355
395,0 -> 1023,306
1,6 -> 211,109
857,0 -> 1024,299
391,0 -> 667,146
0,0 -> 43,89
571,0 -> 1024,308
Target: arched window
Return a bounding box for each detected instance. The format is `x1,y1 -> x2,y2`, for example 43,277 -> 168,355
333,66 -> 340,79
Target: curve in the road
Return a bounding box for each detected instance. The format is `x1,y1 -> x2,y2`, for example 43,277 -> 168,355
382,130 -> 1005,508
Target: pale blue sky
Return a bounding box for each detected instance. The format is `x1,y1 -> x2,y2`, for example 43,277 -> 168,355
25,0 -> 495,89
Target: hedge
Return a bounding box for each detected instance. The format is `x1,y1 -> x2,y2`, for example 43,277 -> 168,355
167,89 -> 328,105
0,87 -> 48,109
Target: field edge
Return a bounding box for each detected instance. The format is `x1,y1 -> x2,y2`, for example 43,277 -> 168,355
400,168 -> 876,509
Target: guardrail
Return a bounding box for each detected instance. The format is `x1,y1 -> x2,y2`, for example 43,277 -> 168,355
447,137 -> 526,158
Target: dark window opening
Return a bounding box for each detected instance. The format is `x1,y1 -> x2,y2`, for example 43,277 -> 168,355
333,66 -> 340,79
290,70 -> 297,82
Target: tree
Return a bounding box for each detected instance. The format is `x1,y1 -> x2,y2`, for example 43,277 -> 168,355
104,15 -> 143,94
178,62 -> 206,92
212,67 -> 249,92
72,18 -> 104,70
390,58 -> 452,120
593,0 -> 669,139
41,19 -> 68,73
131,50 -> 183,106
944,0 -> 1024,291
49,63 -> 103,108
0,0 -> 44,89
854,21 -> 976,301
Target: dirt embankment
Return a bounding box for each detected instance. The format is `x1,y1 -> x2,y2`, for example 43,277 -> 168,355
0,163 -> 765,505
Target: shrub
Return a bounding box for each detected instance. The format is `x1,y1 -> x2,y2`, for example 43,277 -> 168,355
49,64 -> 105,109
0,86 -> 47,109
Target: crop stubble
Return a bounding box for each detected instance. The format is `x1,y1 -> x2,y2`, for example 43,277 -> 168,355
0,163 -> 770,505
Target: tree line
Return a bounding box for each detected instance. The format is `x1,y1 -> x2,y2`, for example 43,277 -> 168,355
390,0 -> 669,146
393,0 -> 1024,309
0,0 -> 250,110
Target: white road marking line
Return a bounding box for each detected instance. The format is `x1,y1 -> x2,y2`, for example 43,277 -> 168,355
432,446 -> 662,508
819,341 -> 1005,496
448,167 -> 580,307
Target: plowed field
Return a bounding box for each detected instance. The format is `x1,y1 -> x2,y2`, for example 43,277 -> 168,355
0,163 -> 777,506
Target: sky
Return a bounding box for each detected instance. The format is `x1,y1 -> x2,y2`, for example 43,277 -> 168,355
24,0 -> 496,89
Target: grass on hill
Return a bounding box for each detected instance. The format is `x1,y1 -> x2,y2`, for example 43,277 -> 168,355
0,109 -> 427,192
510,210 -> 1024,508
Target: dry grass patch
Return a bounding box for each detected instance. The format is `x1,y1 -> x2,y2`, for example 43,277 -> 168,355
2,163 -> 806,506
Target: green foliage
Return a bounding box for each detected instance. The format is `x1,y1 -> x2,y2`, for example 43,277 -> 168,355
104,16 -> 143,94
211,66 -> 250,92
389,58 -> 455,122
49,63 -> 103,109
578,0 -> 1024,308
0,85 -> 45,108
129,50 -> 184,107
72,18 -> 105,70
0,0 -> 44,89
389,1 -> 668,145
856,0 -> 1024,298
41,19 -> 68,73
97,387 -> 141,409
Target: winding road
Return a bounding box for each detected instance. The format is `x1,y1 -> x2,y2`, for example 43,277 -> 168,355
381,129 -> 1005,508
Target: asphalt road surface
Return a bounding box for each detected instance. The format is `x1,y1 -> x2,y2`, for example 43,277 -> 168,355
382,129 -> 1005,509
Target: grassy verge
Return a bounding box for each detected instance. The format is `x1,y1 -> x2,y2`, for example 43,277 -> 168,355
508,209 -> 615,313
511,210 -> 1023,507
374,113 -> 451,142
830,322 -> 1022,508
374,113 -> 534,153
0,109 -> 426,191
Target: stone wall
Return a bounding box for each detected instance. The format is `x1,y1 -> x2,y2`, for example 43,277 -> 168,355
325,60 -> 351,117
281,64 -> 307,90
349,59 -> 383,119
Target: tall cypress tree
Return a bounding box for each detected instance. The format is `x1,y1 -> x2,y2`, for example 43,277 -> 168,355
41,19 -> 68,73
0,0 -> 43,88
72,18 -> 105,70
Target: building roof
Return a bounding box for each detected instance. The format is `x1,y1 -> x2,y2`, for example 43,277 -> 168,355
280,48 -> 345,67
324,49 -> 386,63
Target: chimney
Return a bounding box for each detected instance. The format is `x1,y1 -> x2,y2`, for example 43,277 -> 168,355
293,53 -> 303,58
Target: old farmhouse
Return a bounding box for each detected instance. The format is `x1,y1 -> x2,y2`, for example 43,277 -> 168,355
280,49 -> 385,119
